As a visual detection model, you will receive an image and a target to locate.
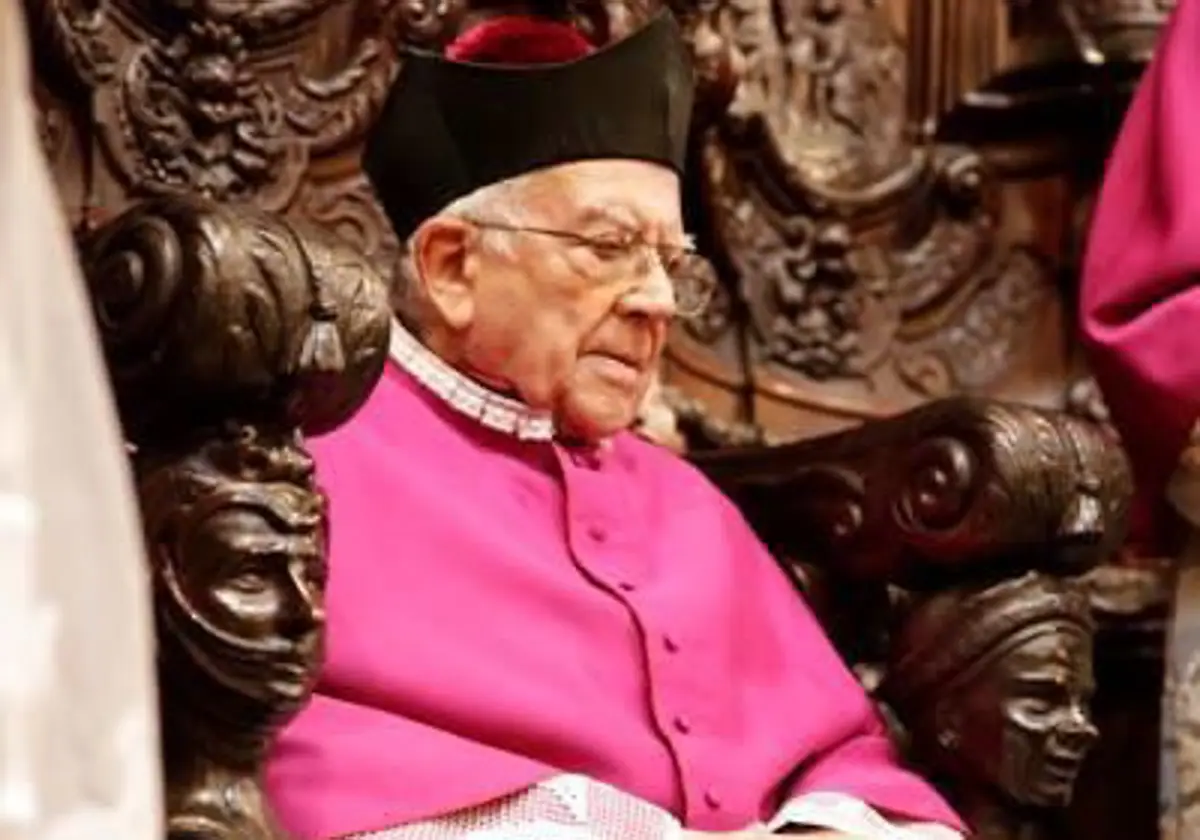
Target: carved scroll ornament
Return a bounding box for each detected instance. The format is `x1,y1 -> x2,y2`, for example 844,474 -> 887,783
83,195 -> 391,440
696,398 -> 1132,588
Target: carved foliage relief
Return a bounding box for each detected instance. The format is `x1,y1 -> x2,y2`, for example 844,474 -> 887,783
675,0 -> 1059,428
25,0 -> 461,272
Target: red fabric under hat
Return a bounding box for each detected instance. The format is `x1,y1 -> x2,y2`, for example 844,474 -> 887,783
446,15 -> 595,64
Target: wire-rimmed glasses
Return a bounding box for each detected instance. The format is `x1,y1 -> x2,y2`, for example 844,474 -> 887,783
462,219 -> 718,318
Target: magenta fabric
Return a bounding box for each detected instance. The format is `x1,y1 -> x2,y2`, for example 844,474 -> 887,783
265,363 -> 962,838
1080,0 -> 1200,543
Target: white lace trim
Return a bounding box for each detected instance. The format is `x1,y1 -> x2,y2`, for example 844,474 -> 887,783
768,791 -> 964,839
388,319 -> 555,441
349,774 -> 961,839
542,774 -> 588,821
349,774 -> 681,840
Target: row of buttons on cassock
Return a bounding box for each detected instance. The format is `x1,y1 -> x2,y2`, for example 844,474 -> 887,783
561,444 -> 728,820
586,529 -> 724,817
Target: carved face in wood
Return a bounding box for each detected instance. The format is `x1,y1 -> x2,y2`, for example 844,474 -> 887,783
171,486 -> 327,707
884,573 -> 1098,809
142,433 -> 328,724
936,624 -> 1098,807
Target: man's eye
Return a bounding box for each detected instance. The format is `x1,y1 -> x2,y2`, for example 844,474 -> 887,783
588,233 -> 636,260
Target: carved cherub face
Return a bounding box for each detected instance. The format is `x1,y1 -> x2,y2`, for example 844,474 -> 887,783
939,625 -> 1097,807
164,483 -> 327,711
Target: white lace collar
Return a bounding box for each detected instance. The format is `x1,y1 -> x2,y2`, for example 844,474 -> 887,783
388,318 -> 556,441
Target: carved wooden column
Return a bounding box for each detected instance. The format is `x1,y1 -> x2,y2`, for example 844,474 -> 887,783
80,196 -> 392,839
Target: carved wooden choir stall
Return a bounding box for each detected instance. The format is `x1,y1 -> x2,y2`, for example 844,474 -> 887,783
20,0 -> 1167,838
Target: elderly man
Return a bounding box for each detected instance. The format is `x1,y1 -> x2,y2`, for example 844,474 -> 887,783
267,11 -> 963,840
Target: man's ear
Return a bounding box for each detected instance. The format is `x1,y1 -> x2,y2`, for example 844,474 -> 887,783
410,216 -> 477,331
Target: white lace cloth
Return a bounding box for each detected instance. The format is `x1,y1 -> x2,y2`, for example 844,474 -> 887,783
349,775 -> 963,839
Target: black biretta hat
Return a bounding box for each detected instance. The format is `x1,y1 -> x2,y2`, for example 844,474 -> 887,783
363,10 -> 695,241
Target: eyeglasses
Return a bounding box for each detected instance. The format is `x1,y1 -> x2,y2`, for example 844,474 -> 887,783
461,219 -> 719,319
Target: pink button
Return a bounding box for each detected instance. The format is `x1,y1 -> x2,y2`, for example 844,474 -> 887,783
672,715 -> 691,734
618,581 -> 637,593
703,790 -> 722,810
587,525 -> 607,543
663,635 -> 679,653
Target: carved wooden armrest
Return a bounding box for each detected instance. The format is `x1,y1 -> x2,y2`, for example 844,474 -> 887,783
692,397 -> 1132,590
80,196 -> 392,840
693,398 -> 1132,832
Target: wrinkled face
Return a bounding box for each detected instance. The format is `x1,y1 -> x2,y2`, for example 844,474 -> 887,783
945,627 -> 1098,807
412,159 -> 684,442
167,487 -> 327,709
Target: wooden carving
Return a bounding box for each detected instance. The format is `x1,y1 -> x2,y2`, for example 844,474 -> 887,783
697,399 -> 1131,588
884,571 -> 1099,840
667,0 -> 1066,439
907,0 -> 1176,140
138,429 -> 326,840
80,196 -> 392,839
26,0 -> 442,270
694,397 -> 1130,830
25,0 -> 735,282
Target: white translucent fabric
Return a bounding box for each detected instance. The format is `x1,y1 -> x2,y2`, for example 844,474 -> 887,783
0,5 -> 162,839
348,776 -> 681,840
349,774 -> 963,839
768,791 -> 964,839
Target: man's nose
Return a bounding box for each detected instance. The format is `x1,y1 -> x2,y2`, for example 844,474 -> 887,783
615,263 -> 676,319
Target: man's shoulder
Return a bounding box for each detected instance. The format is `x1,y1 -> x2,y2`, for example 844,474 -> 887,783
305,365 -> 446,477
